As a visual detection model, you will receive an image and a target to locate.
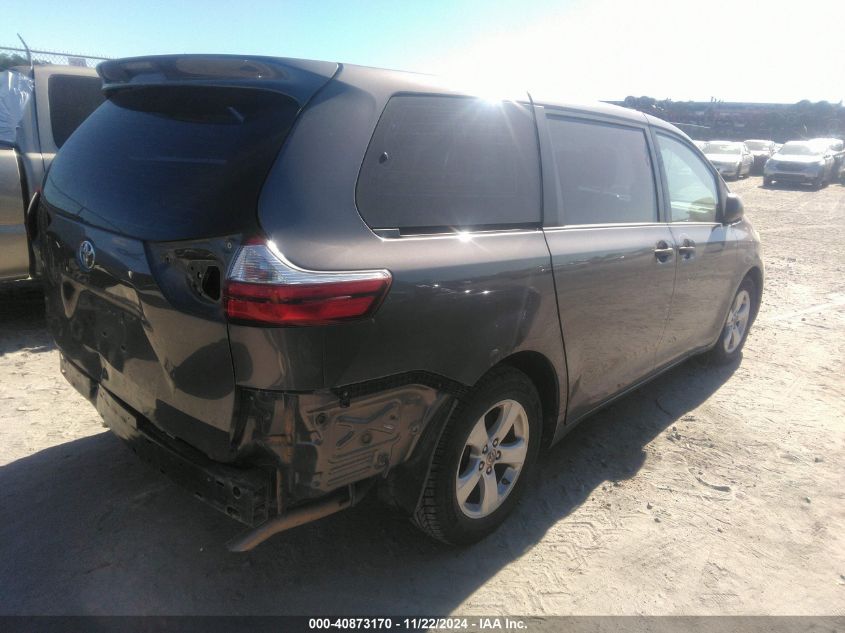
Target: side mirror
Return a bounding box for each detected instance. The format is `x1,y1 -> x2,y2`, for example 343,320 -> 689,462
722,193 -> 744,224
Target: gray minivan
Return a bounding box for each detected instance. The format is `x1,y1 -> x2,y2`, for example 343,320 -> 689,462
36,55 -> 763,550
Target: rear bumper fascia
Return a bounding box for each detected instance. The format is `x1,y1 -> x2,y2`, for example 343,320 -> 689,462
765,169 -> 821,183
60,354 -> 458,535
715,164 -> 741,176
61,355 -> 275,527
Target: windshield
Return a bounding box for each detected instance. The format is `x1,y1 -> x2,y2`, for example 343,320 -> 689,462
707,143 -> 741,155
745,141 -> 769,150
779,143 -> 818,156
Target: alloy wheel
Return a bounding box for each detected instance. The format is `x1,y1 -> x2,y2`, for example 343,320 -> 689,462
723,289 -> 751,354
454,399 -> 530,519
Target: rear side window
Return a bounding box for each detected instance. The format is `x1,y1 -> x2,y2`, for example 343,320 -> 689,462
43,86 -> 299,241
546,116 -> 657,225
356,95 -> 541,232
47,75 -> 105,148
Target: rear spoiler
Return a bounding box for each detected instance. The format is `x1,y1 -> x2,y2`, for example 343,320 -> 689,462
97,55 -> 339,106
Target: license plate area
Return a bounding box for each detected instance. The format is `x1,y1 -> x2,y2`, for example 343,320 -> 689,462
92,383 -> 273,527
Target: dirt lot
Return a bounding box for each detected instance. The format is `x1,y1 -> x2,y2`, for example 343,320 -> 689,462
1,176 -> 843,616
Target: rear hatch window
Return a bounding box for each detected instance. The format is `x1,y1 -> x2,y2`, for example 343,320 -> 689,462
43,86 -> 299,241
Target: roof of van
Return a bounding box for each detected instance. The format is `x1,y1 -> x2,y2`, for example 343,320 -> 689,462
95,54 -> 688,137
339,61 -> 689,135
340,61 -> 688,136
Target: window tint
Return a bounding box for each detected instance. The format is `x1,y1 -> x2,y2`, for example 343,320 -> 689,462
546,116 -> 657,225
43,86 -> 300,241
47,75 -> 105,148
656,134 -> 719,223
356,96 -> 541,231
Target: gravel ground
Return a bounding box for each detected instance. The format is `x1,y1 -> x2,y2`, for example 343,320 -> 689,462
1,175 -> 843,615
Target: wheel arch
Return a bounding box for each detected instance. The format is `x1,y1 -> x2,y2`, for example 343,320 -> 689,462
379,351 -> 564,515
743,266 -> 764,324
379,351 -> 566,514
496,350 -> 561,448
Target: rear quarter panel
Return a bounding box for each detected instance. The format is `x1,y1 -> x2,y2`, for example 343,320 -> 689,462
733,217 -> 764,289
249,65 -> 569,426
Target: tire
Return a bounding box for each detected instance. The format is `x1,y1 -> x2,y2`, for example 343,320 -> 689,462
412,366 -> 542,545
763,177 -> 773,187
707,276 -> 756,365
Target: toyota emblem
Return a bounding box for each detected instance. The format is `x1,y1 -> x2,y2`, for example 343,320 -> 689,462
78,240 -> 96,272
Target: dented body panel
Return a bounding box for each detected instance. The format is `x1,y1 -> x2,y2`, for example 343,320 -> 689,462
235,383 -> 455,500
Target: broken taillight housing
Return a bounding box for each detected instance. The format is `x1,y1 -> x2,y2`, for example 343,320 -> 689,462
223,238 -> 392,326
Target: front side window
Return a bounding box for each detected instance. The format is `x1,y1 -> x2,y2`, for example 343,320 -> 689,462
546,116 -> 657,225
657,134 -> 719,223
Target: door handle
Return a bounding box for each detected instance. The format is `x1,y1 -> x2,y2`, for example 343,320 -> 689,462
678,238 -> 696,259
654,240 -> 674,263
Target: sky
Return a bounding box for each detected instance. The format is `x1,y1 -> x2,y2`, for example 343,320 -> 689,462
3,0 -> 844,104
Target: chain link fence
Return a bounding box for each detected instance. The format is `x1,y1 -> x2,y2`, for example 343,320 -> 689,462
1,45 -> 111,70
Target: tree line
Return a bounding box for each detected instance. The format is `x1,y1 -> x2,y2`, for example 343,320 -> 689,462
619,95 -> 845,142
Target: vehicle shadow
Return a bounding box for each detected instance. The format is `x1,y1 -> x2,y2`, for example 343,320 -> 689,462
0,283 -> 54,356
0,352 -> 738,615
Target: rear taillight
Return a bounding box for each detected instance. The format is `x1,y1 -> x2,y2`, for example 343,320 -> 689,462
223,239 -> 392,326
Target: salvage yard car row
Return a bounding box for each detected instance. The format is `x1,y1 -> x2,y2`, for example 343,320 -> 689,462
694,136 -> 845,187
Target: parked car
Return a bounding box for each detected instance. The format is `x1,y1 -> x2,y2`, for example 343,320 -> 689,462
36,55 -> 763,550
744,139 -> 776,174
704,141 -> 754,179
0,64 -> 104,282
763,140 -> 835,188
810,137 -> 845,181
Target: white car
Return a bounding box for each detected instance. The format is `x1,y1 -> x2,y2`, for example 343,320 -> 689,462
704,141 -> 754,180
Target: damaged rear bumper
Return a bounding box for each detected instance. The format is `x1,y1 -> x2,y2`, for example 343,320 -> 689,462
63,355 -> 275,527
60,355 -> 457,548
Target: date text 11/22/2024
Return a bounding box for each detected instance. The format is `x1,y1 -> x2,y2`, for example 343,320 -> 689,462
308,618 -> 529,630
